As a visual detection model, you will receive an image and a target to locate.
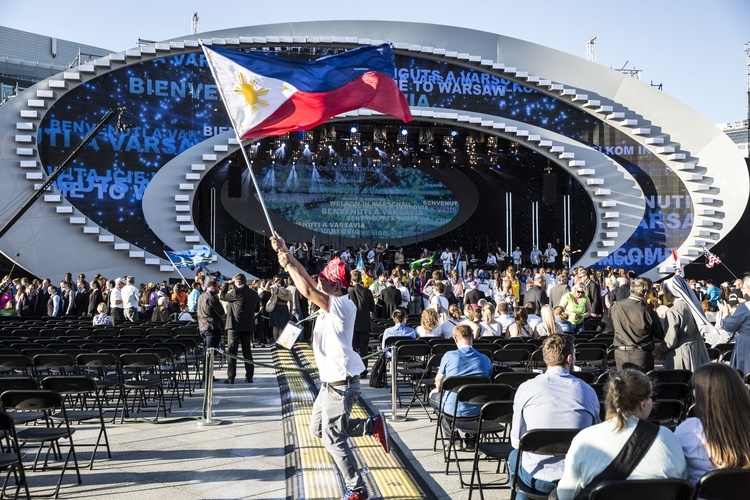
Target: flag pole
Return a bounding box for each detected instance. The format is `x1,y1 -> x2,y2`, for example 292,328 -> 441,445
164,251 -> 191,286
200,42 -> 276,237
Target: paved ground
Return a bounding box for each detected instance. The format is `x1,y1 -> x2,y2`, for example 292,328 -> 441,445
11,346 -> 513,499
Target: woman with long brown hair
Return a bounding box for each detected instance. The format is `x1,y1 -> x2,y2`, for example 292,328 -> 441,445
506,306 -> 536,339
675,362 -> 750,484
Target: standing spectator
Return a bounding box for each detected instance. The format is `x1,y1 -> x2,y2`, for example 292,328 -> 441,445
220,273 -> 260,384
524,274 -> 548,314
380,279 -> 402,320
556,369 -> 686,499
74,280 -> 89,318
87,280 -> 104,317
406,268 -> 423,316
578,269 -> 603,318
719,276 -> 750,375
348,270 -> 375,378
549,274 -> 570,309
197,279 -> 225,352
109,278 -> 125,323
121,276 -> 140,322
187,281 -> 202,312
659,276 -> 711,370
705,280 -> 722,309
609,277 -> 664,371
440,247 -> 453,274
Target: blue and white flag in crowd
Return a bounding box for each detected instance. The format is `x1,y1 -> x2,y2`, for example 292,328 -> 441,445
165,246 -> 214,269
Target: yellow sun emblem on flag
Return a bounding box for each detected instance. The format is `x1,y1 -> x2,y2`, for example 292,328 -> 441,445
234,73 -> 269,113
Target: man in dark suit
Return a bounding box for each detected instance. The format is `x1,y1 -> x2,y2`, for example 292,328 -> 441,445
220,273 -> 260,384
463,280 -> 485,307
549,274 -> 570,308
74,280 -> 89,317
578,269 -> 603,317
523,274 -> 548,314
380,279 -> 402,322
610,277 -> 664,371
348,270 -> 375,377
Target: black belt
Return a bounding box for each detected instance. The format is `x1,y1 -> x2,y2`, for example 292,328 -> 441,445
324,376 -> 360,387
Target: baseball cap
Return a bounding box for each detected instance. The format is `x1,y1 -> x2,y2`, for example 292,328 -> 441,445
728,289 -> 742,307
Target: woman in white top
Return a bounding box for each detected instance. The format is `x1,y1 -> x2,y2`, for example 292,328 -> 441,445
506,306 -> 536,339
438,304 -> 463,338
556,369 -> 687,499
674,362 -> 750,484
479,303 -> 503,337
416,308 -> 442,337
534,304 -> 561,338
462,303 -> 482,339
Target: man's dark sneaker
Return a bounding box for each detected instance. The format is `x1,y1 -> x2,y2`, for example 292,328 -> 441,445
341,487 -> 368,500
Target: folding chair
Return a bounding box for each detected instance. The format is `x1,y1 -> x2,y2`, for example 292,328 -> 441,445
403,353 -> 443,420
468,400 -> 514,500
0,410 -> 30,499
432,375 -> 491,453
493,371 -> 539,391
0,377 -> 41,425
31,354 -> 76,382
694,468 -> 750,500
510,428 -> 580,500
587,478 -> 694,500
392,342 -> 432,406
41,376 -> 111,470
75,353 -> 121,409
447,383 -> 514,487
0,390 -> 82,499
574,347 -> 607,375
652,382 -> 692,408
115,353 -> 167,423
0,355 -> 33,378
569,370 -> 597,384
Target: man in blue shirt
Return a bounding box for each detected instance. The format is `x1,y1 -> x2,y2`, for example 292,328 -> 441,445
509,334 -> 600,499
429,323 -> 493,450
381,308 -> 417,358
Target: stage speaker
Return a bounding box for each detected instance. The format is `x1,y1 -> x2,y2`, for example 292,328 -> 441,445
542,173 -> 557,205
228,158 -> 242,198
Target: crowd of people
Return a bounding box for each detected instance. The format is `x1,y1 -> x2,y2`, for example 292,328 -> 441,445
2,240 -> 750,500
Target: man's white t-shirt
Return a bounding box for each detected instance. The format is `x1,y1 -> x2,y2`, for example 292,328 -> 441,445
312,294 -> 365,383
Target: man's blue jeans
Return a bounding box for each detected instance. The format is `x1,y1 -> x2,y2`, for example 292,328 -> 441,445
508,449 -> 558,500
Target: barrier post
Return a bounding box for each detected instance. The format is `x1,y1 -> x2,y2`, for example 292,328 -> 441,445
387,347 -> 406,422
198,347 -> 221,426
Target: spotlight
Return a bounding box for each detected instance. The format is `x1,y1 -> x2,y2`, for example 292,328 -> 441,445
401,128 -> 408,136
451,130 -> 458,137
350,126 -> 358,133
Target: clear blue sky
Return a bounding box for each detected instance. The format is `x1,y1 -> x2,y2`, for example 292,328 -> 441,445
3,0 -> 748,125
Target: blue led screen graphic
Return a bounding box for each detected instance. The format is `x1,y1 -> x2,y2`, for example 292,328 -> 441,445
36,48 -> 693,274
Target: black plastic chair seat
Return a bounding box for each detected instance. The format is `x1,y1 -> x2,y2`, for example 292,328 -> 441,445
16,426 -> 75,443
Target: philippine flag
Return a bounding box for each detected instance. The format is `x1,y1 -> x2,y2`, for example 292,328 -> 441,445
202,44 -> 412,140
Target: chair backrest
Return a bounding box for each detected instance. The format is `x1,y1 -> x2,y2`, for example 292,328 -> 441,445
76,352 -> 118,368
653,382 -> 692,405
0,389 -> 65,412
647,369 -> 692,384
518,428 -> 580,456
479,400 -> 514,426
119,352 -> 160,368
0,376 -> 39,392
575,347 -> 607,362
648,399 -> 685,428
587,478 -> 694,500
431,343 -> 458,355
503,343 -> 537,353
454,383 -> 513,409
441,375 -> 492,393
695,468 -> 750,500
394,343 -> 432,358
492,348 -> 531,365
32,353 -> 75,369
41,375 -> 98,395
570,370 -> 597,384
492,371 -> 539,388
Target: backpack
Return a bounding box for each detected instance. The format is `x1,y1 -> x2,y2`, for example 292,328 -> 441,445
369,352 -> 388,388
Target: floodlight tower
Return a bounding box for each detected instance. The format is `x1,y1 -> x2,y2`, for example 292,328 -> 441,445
192,12 -> 200,35
586,36 -> 596,63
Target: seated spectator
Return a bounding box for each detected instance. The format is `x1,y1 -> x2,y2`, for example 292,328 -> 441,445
151,295 -> 171,323
525,302 -> 543,331
416,308 -> 442,337
429,323 -> 493,451
461,304 -> 482,339
496,301 -> 515,333
479,303 -> 503,337
510,334 -> 600,498
556,369 -> 687,499
507,306 -> 537,339
701,300 -> 717,324
176,304 -> 195,322
675,362 -> 750,484
534,304 -> 562,337
554,306 -> 575,334
92,301 -> 115,326
381,308 -> 417,357
438,304 -> 463,339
